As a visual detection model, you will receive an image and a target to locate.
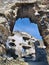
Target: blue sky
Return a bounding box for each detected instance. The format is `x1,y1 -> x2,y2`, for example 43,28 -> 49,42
13,18 -> 42,40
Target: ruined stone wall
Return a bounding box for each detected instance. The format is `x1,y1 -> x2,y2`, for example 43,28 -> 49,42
0,0 -> 49,44
0,0 -> 49,63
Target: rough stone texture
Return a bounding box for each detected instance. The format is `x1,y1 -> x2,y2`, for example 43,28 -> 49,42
0,0 -> 36,13
0,16 -> 11,43
0,0 -> 49,64
0,56 -> 29,65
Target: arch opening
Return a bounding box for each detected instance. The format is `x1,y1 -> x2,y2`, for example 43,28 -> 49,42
12,17 -> 48,63
13,17 -> 42,41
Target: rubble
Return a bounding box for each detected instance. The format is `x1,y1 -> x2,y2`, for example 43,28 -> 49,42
5,31 -> 36,58
0,56 -> 29,65
5,31 -> 46,62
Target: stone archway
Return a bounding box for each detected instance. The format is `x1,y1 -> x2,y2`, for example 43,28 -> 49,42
4,3 -> 49,47
15,5 -> 49,47
0,1 -> 49,63
14,6 -> 49,62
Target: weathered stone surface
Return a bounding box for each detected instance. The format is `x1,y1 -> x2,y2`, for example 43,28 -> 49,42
0,44 -> 6,56
0,0 -> 49,64
0,0 -> 36,13
0,24 -> 8,42
0,16 -> 11,43
6,31 -> 36,58
0,56 -> 29,65
44,35 -> 49,45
